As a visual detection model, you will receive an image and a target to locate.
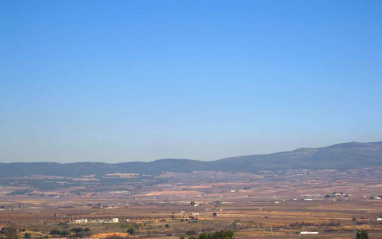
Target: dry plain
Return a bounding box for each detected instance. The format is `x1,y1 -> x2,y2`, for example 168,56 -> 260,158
0,168 -> 381,238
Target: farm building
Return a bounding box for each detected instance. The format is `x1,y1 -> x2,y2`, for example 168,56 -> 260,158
73,219 -> 88,224
300,231 -> 319,235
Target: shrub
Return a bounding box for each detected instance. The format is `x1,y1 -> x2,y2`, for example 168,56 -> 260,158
186,230 -> 197,236
356,230 -> 369,239
127,228 -> 134,234
49,229 -> 61,235
1,227 -> 18,239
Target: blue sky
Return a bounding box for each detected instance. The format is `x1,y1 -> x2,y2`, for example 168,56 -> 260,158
1,0 -> 382,163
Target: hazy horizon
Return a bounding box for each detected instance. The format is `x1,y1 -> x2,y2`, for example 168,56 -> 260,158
1,140 -> 381,164
1,1 -> 382,163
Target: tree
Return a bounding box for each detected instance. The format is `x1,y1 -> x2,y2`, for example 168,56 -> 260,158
196,230 -> 234,239
198,233 -> 209,239
2,227 -> 18,239
352,215 -> 357,236
127,228 -> 135,235
24,233 -> 31,239
60,231 -> 70,236
180,230 -> 236,239
232,220 -> 238,232
190,201 -> 195,207
70,227 -> 91,237
49,229 -> 60,235
165,224 -> 170,228
70,227 -> 82,233
186,230 -> 197,236
213,212 -> 217,217
356,230 -> 369,239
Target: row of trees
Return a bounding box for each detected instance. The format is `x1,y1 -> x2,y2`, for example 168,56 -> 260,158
50,227 -> 91,237
180,230 -> 234,239
0,225 -> 371,239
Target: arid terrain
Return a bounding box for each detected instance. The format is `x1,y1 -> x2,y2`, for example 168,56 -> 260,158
0,167 -> 381,238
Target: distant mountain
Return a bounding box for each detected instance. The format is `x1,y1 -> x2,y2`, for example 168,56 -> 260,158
0,141 -> 381,177
215,141 -> 382,171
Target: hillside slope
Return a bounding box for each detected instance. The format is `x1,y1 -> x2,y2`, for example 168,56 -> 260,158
0,141 -> 381,177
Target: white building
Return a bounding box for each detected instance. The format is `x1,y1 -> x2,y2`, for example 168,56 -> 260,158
300,231 -> 319,235
74,219 -> 88,224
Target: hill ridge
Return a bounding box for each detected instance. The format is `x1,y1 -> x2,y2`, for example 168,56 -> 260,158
0,141 -> 381,177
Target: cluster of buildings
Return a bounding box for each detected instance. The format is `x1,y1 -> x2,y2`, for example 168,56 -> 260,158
72,218 -> 119,224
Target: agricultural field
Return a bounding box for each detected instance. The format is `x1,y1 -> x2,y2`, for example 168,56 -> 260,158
0,167 -> 381,238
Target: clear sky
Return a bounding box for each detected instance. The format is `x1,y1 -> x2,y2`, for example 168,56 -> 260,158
1,0 -> 382,163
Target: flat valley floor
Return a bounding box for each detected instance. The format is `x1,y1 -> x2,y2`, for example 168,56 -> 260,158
0,168 -> 381,238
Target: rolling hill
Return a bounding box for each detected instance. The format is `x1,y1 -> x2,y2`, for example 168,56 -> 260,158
0,141 -> 381,177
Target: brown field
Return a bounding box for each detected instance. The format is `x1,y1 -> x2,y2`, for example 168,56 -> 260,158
0,167 -> 381,238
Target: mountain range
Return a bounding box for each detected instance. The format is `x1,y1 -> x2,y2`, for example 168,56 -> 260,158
0,141 -> 381,177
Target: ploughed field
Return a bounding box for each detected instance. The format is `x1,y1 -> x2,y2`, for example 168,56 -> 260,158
0,168 -> 381,238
